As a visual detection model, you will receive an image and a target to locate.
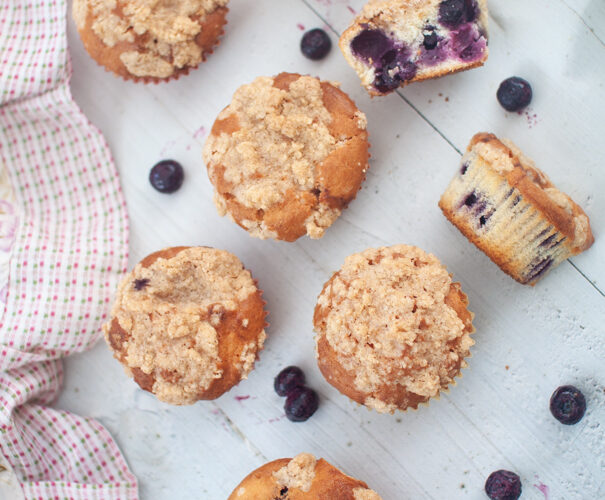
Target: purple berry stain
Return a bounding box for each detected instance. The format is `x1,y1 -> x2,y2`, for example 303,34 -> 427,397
274,366 -> 305,397
133,278 -> 149,290
534,480 -> 550,499
485,470 -> 522,500
301,28 -> 332,60
284,386 -> 319,422
149,160 -> 184,193
497,77 -> 533,112
550,385 -> 586,425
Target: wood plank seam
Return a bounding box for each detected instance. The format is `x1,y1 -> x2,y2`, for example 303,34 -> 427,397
299,0 -> 604,296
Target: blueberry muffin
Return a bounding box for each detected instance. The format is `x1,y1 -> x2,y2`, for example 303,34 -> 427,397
439,133 -> 594,285
228,453 -> 382,499
314,245 -> 474,413
72,0 -> 229,82
203,73 -> 370,242
340,0 -> 488,95
104,246 -> 267,404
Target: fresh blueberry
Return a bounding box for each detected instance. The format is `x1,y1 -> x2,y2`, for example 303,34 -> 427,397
284,386 -> 319,422
423,31 -> 439,50
350,29 -> 392,62
550,385 -> 586,425
439,0 -> 466,27
274,366 -> 305,397
149,160 -> 184,193
301,28 -> 332,60
485,470 -> 522,500
497,77 -> 533,112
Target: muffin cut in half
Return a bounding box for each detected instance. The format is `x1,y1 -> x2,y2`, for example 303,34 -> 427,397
228,453 -> 382,499
314,245 -> 474,414
340,0 -> 489,95
72,0 -> 229,82
203,73 -> 370,242
104,246 -> 267,405
439,133 -> 594,285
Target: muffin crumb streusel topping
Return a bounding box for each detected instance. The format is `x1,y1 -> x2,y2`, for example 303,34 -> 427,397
272,453 -> 317,493
204,74 -> 369,240
105,247 -> 260,404
316,245 -> 473,410
73,0 -> 228,77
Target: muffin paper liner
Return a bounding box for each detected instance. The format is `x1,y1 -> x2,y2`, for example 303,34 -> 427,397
439,152 -> 574,284
0,1 -> 137,498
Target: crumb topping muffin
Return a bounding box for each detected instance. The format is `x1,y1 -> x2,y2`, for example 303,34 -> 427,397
228,453 -> 383,499
314,245 -> 474,413
340,0 -> 488,95
104,246 -> 267,404
72,0 -> 229,81
439,133 -> 594,284
203,72 -> 370,241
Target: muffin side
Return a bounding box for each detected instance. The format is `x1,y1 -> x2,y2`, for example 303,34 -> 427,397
203,73 -> 370,242
104,246 -> 267,404
439,132 -> 594,284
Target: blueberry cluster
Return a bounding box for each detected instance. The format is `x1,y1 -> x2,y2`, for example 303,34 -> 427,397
274,366 -> 319,422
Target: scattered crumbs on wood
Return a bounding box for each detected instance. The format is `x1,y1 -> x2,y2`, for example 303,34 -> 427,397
505,365 -> 509,370
396,134 -> 400,138
438,92 -> 443,97
396,418 -> 402,423
460,483 -> 465,489
74,387 -> 79,392
156,433 -> 161,439
445,96 -> 449,102
428,99 -> 432,103
347,441 -> 352,447
464,470 -> 470,475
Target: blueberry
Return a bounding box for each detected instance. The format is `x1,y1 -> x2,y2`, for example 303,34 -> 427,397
497,77 -> 533,112
284,386 -> 319,422
550,385 -> 586,425
439,0 -> 466,27
133,278 -> 149,290
373,49 -> 416,93
464,192 -> 478,206
301,28 -> 332,60
350,29 -> 392,62
149,160 -> 184,193
274,366 -> 305,397
423,31 -> 439,50
485,470 -> 522,500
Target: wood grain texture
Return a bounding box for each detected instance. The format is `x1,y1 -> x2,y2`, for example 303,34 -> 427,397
56,0 -> 605,498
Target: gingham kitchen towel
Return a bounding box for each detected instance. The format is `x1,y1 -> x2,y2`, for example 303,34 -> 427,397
0,1 -> 138,498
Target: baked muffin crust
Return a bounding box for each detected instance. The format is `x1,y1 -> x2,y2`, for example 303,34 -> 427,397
203,72 -> 370,241
104,246 -> 266,404
73,0 -> 228,80
314,245 -> 474,413
228,453 -> 382,499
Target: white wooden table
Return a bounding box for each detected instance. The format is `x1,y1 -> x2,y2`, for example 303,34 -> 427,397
56,1 -> 605,498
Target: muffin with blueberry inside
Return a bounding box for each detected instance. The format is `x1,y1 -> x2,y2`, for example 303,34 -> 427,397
340,0 -> 489,95
314,244 -> 474,413
203,73 -> 370,241
228,453 -> 383,499
72,0 -> 229,82
104,246 -> 267,404
439,133 -> 594,285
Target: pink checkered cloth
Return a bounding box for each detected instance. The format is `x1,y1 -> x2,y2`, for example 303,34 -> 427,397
0,1 -> 138,498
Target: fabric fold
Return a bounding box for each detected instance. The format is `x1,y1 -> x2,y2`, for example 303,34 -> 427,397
0,0 -> 137,498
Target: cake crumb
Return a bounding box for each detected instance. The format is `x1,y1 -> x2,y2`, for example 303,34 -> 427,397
273,453 -> 317,493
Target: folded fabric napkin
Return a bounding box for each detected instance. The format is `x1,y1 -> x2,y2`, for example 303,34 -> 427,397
0,1 -> 138,498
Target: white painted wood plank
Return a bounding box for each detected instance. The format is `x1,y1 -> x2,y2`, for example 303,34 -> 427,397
54,0 -> 605,499
307,0 -> 605,292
